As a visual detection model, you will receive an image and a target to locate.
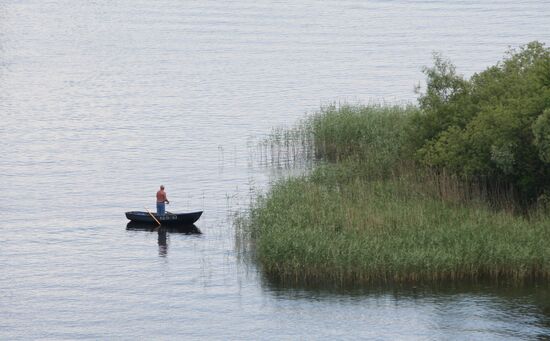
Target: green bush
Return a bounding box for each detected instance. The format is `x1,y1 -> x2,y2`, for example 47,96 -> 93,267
413,41 -> 550,202
533,108 -> 550,163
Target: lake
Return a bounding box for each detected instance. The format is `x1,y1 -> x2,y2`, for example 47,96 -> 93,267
1,0 -> 549,339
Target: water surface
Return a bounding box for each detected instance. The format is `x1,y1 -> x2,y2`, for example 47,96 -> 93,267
1,1 -> 549,339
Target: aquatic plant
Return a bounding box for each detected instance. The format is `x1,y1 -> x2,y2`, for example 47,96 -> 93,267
239,42 -> 550,285
242,176 -> 550,285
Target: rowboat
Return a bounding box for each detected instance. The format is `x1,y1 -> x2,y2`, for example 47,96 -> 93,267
125,211 -> 203,225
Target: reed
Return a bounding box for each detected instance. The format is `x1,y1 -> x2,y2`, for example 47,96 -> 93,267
255,117 -> 315,169
238,104 -> 550,285
240,176 -> 550,285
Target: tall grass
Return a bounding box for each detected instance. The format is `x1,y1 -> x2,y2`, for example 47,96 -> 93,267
238,104 -> 550,285
254,103 -> 417,172
255,117 -> 315,169
310,104 -> 415,163
242,177 -> 550,284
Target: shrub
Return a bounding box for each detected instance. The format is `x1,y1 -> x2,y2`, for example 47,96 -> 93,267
413,42 -> 550,203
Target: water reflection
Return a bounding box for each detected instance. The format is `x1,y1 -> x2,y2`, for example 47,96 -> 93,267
262,280 -> 550,340
126,222 -> 202,257
262,273 -> 550,302
157,229 -> 168,257
261,276 -> 550,338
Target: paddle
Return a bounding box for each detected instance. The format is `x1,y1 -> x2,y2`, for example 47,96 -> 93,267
144,206 -> 161,226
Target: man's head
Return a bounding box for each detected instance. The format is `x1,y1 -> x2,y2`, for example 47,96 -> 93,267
160,185 -> 165,190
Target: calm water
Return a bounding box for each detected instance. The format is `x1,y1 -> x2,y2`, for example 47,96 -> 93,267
1,1 -> 549,339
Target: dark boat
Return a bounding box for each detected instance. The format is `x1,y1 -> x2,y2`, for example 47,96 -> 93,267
125,211 -> 203,225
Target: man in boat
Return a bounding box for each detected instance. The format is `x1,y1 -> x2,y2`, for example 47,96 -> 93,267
156,185 -> 170,216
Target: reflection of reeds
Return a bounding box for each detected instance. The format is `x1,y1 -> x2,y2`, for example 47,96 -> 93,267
238,104 -> 550,285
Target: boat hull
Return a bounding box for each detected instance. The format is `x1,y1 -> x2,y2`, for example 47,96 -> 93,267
125,211 -> 202,225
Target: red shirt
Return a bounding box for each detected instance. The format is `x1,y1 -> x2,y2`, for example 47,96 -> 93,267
156,190 -> 167,203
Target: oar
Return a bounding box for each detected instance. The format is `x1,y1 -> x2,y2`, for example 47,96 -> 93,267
144,206 -> 161,226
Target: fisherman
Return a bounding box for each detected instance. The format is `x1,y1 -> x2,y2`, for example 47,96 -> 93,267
156,185 -> 170,216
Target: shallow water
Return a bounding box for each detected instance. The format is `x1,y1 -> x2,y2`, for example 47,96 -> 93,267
1,1 -> 549,339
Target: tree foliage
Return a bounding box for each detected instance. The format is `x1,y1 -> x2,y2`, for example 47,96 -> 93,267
412,42 -> 550,202
533,108 -> 550,163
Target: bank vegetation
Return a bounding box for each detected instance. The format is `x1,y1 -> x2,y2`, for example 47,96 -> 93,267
238,41 -> 550,285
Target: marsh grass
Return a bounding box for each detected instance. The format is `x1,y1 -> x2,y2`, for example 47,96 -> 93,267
238,104 -> 550,285
255,117 -> 315,169
241,176 -> 550,285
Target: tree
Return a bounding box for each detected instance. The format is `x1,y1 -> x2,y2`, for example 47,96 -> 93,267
413,42 -> 550,203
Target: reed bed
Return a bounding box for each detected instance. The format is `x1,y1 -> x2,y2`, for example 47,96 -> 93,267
242,177 -> 550,285
255,118 -> 315,169
238,104 -> 550,285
